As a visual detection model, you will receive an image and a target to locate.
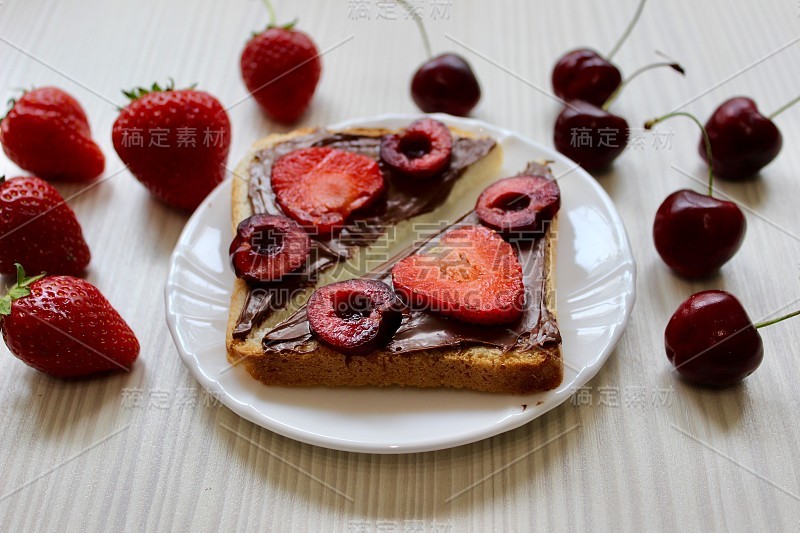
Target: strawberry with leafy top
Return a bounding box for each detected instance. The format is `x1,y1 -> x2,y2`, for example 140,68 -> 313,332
392,225 -> 525,325
1,265 -> 139,379
112,81 -> 231,211
240,0 -> 321,124
0,87 -> 105,181
0,175 -> 91,276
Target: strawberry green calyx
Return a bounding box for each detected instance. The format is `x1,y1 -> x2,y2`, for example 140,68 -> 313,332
120,79 -> 198,102
2,87 -> 34,122
276,19 -> 298,30
0,264 -> 45,316
122,79 -> 175,101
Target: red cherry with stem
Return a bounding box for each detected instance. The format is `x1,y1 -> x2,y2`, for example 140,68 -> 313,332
552,50 -> 622,108
411,54 -> 481,116
645,111 -> 746,278
551,0 -> 647,106
398,0 -> 481,116
699,95 -> 799,180
553,100 -> 630,171
651,190 -> 745,278
665,290 -> 800,387
554,60 -> 683,171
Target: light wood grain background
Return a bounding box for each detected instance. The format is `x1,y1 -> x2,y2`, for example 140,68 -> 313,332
2,0 -> 800,531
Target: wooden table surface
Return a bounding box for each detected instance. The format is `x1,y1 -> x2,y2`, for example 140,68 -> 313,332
2,0 -> 800,531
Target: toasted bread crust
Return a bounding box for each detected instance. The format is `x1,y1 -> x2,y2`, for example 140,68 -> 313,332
225,126 -> 562,394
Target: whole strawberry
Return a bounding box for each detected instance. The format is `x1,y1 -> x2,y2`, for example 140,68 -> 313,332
0,176 -> 90,276
112,81 -> 231,211
1,265 -> 139,379
0,87 -> 105,181
240,1 -> 321,124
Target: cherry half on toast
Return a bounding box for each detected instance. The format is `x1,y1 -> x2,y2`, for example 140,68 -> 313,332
230,213 -> 310,283
380,118 -> 453,179
307,279 -> 403,355
476,175 -> 560,235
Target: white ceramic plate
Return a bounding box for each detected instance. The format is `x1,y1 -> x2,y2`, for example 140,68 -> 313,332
165,113 -> 636,454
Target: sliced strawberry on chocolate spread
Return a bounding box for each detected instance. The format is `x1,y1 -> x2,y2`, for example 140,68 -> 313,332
229,214 -> 310,283
307,279 -> 403,355
392,225 -> 524,325
476,175 -> 560,234
270,147 -> 384,235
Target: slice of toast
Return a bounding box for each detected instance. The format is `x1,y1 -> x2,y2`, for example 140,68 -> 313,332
225,121 -> 562,394
226,125 -> 504,365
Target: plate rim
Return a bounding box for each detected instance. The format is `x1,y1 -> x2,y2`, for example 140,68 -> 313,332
165,113 -> 637,454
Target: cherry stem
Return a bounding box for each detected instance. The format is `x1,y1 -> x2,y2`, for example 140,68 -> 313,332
769,94 -> 800,120
396,0 -> 433,59
602,61 -> 684,111
606,0 -> 647,61
755,309 -> 800,329
261,0 -> 277,27
644,111 -> 714,197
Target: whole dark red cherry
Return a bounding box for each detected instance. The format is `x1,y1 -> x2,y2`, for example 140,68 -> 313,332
552,49 -> 622,107
307,279 -> 404,355
699,97 -> 783,180
653,190 -> 746,278
553,100 -> 629,171
665,290 -> 763,387
411,53 -> 481,116
551,0 -> 647,106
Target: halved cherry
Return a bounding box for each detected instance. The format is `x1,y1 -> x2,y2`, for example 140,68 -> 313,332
307,279 -> 404,355
476,175 -> 561,235
229,214 -> 310,283
392,225 -> 524,325
271,147 -> 385,235
380,118 -> 453,179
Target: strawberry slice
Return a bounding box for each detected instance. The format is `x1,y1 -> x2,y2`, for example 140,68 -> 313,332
392,225 -> 524,325
271,147 -> 384,235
